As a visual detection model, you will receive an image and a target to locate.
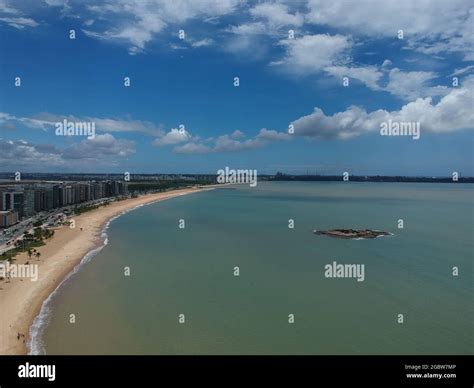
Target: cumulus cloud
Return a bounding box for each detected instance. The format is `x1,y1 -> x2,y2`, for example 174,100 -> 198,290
2,0 -> 471,65
0,139 -> 63,167
306,0 -> 474,61
273,34 -> 352,74
153,127 -> 192,146
174,128 -> 291,154
230,130 -> 245,139
383,68 -> 449,100
64,133 -> 135,159
174,142 -> 212,154
326,64 -> 452,100
0,134 -> 135,168
291,76 -> 474,139
249,2 -> 304,28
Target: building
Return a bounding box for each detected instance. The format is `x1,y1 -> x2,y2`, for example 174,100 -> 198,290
45,188 -> 54,210
0,210 -> 19,227
1,190 -> 25,217
65,185 -> 73,205
53,185 -> 62,208
0,180 -> 127,221
23,189 -> 36,217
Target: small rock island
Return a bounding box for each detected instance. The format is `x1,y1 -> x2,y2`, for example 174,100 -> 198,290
313,229 -> 390,239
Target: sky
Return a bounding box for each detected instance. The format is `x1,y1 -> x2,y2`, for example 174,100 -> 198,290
0,0 -> 473,176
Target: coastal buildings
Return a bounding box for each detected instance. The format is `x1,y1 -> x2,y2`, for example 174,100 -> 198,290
1,191 -> 25,218
0,180 -> 128,227
0,210 -> 19,227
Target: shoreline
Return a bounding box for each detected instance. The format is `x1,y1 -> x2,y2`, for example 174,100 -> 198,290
0,187 -> 209,355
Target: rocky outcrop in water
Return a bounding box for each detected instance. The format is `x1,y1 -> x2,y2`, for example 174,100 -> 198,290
313,229 -> 390,239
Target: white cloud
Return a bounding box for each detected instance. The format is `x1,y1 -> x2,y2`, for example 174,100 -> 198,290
0,16 -> 38,29
174,128 -> 291,154
325,65 -> 383,90
64,133 -> 135,159
174,142 -> 211,154
273,34 -> 352,74
291,76 -> 474,139
249,2 -> 304,28
256,128 -> 291,141
306,0 -> 474,61
80,0 -> 243,53
224,22 -> 269,57
213,133 -> 262,152
90,117 -> 164,136
0,139 -> 63,167
44,0 -> 69,6
449,65 -> 474,77
0,0 -> 39,28
0,134 -> 135,168
311,63 -> 450,101
230,130 -> 244,139
191,38 -> 214,47
384,68 -> 448,100
0,112 -> 164,136
0,0 -> 19,14
153,128 -> 191,146
227,21 -> 267,35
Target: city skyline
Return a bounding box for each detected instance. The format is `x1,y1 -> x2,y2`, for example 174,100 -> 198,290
0,0 -> 473,176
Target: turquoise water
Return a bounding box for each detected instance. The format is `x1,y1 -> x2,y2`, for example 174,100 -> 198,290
36,182 -> 473,354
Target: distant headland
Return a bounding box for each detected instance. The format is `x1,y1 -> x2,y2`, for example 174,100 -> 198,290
270,173 -> 473,184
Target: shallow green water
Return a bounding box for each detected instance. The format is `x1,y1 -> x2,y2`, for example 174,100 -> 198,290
36,182 -> 473,354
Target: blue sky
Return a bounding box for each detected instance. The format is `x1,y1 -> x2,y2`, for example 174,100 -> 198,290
0,0 -> 473,175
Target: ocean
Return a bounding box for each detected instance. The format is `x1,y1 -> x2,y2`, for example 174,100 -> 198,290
31,182 -> 473,354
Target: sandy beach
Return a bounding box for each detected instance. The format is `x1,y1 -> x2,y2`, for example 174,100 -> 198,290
0,187 -> 206,355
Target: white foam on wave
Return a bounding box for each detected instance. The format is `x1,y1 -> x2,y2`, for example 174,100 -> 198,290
27,192 -> 200,354
27,238 -> 108,355
28,201 -> 154,354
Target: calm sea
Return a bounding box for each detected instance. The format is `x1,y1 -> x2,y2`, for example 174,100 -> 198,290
32,182 -> 473,354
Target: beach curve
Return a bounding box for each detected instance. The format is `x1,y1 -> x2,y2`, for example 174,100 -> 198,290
0,187 -> 209,355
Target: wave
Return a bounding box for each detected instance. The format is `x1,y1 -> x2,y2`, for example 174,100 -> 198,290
27,197 -> 173,355
354,232 -> 395,241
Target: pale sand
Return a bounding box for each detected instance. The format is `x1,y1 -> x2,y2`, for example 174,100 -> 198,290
0,187 -> 207,355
